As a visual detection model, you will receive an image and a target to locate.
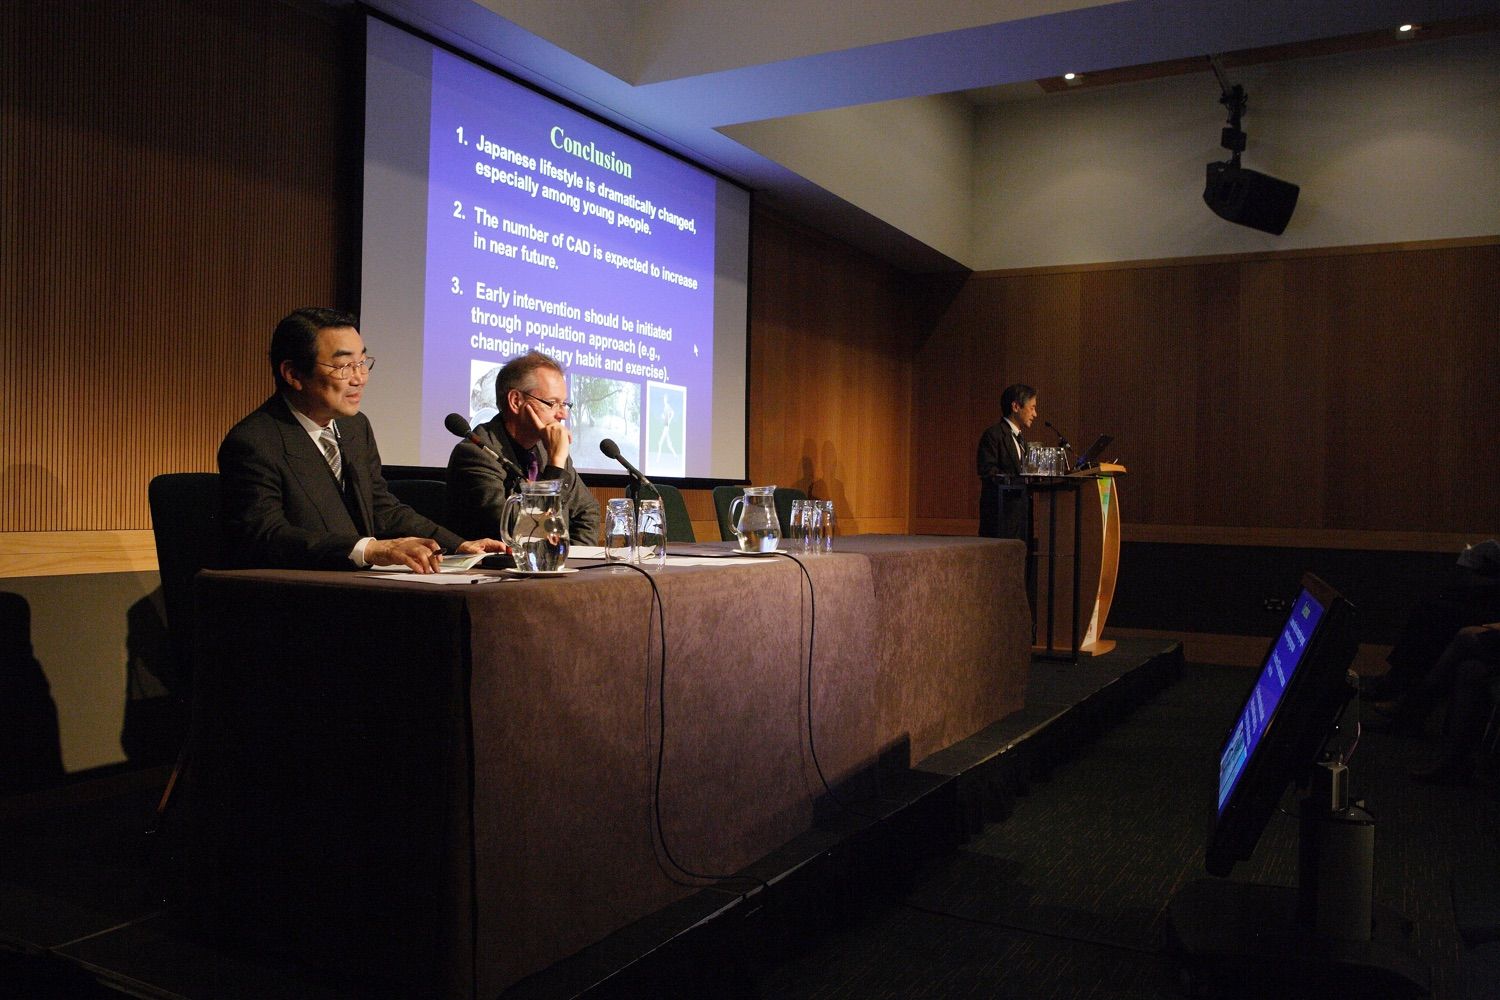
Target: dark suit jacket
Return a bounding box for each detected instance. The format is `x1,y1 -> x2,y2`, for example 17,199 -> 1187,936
976,419 -> 1028,540
444,416 -> 600,545
218,395 -> 462,570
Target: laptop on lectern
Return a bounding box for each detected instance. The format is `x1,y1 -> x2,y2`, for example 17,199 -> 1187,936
1074,434 -> 1113,470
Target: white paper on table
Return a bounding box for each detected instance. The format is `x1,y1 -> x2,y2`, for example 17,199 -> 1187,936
357,571 -> 511,585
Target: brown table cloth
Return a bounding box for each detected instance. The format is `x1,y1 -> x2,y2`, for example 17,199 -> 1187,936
181,535 -> 1029,996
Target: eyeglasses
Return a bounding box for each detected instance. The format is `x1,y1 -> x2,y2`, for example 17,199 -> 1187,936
316,356 -> 376,380
521,390 -> 573,413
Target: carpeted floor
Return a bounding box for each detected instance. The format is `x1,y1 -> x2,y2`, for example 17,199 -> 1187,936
751,662 -> 1500,1000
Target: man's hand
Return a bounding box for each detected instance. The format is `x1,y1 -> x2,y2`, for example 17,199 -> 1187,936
521,390 -> 572,467
366,537 -> 443,573
539,420 -> 572,468
456,538 -> 508,555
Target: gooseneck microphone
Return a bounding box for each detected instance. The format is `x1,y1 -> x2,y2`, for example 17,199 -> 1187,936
444,413 -> 522,478
599,438 -> 652,487
1043,420 -> 1080,471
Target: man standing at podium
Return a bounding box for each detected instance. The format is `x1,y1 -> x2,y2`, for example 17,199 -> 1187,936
219,307 -> 504,572
977,383 -> 1038,540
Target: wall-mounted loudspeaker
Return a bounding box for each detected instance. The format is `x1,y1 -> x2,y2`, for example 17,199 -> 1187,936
1203,162 -> 1299,235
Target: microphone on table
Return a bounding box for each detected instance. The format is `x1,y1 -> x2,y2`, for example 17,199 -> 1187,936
599,438 -> 653,488
445,413 -> 523,479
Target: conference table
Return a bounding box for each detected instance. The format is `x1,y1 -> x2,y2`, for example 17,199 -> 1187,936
181,535 -> 1030,997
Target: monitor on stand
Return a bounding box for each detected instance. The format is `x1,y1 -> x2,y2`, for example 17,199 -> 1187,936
1168,572 -> 1428,998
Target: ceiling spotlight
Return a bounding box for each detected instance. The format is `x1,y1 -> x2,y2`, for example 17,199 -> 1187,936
1063,72 -> 1077,80
1202,57 -> 1299,235
1398,23 -> 1415,32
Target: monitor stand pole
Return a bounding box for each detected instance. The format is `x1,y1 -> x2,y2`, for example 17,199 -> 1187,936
1167,771 -> 1429,998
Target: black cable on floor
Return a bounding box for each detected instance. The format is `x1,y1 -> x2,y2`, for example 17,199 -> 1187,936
899,900 -> 1162,957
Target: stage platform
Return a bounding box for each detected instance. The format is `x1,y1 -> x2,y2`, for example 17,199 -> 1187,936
0,637 -> 1182,1000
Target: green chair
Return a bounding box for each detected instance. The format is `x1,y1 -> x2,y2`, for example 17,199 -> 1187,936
387,477 -> 448,526
146,471 -> 223,831
711,485 -> 740,541
148,472 -> 223,689
645,482 -> 696,542
773,487 -> 807,538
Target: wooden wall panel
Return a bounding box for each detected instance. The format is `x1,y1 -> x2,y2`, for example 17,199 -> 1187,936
1,1 -> 346,533
913,271 -> 1081,530
917,240 -> 1500,539
745,211 -> 918,535
1077,265 -> 1237,526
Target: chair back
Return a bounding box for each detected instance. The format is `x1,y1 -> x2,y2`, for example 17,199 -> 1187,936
647,483 -> 696,542
388,478 -> 448,526
148,473 -> 223,686
711,485 -> 740,541
773,487 -> 807,538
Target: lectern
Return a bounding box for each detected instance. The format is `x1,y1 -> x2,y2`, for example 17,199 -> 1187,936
1025,463 -> 1126,660
1078,462 -> 1125,655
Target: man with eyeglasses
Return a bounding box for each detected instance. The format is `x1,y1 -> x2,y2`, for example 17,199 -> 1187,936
977,382 -> 1038,540
218,307 -> 506,571
445,350 -> 601,544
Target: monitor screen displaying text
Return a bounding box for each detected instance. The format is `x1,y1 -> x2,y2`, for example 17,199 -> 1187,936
1217,588 -> 1327,815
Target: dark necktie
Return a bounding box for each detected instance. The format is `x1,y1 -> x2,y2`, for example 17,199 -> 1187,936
525,450 -> 539,481
1014,432 -> 1025,465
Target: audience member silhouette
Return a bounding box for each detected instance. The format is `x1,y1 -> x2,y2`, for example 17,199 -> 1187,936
1368,622 -> 1500,784
0,592 -> 65,795
1361,540 -> 1500,702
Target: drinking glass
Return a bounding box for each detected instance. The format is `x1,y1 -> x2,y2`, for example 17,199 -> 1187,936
604,497 -> 635,565
798,500 -> 821,555
816,499 -> 835,552
787,499 -> 805,547
636,498 -> 666,568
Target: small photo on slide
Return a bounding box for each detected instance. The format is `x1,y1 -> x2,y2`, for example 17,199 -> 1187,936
571,374 -> 641,471
469,360 -> 505,426
645,381 -> 686,478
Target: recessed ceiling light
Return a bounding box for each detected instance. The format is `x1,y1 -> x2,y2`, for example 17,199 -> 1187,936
1063,72 -> 1078,81
1398,23 -> 1415,33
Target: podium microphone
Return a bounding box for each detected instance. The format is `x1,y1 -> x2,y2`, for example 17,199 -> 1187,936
444,413 -> 522,478
1044,420 -> 1079,471
599,438 -> 652,488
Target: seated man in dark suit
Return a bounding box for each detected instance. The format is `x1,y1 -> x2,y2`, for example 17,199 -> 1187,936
976,382 -> 1038,540
219,307 -> 504,572
445,351 -> 600,544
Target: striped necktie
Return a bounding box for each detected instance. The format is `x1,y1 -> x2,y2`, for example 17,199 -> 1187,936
318,425 -> 342,481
